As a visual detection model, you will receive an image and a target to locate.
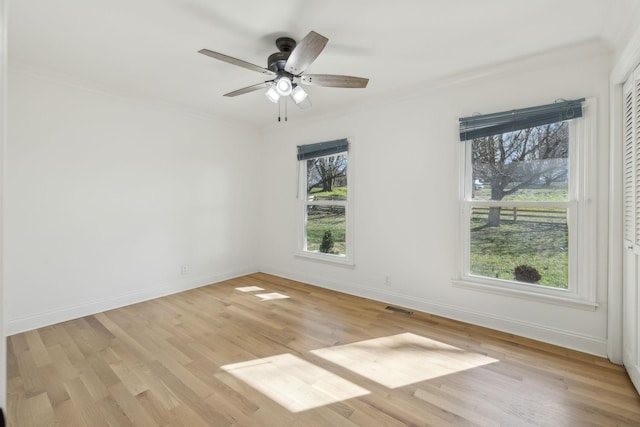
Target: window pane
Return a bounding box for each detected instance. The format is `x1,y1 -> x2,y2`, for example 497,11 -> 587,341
306,205 -> 346,255
469,206 -> 568,288
306,154 -> 347,201
471,123 -> 569,202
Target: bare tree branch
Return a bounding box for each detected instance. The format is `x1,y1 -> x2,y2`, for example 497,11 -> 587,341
472,122 -> 569,226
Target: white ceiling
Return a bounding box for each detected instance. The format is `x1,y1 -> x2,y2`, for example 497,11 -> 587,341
8,1 -> 638,127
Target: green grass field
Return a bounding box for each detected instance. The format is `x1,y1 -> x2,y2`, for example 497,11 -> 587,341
306,186 -> 347,255
470,217 -> 568,288
470,183 -> 569,288
473,184 -> 568,202
306,205 -> 346,255
308,186 -> 347,200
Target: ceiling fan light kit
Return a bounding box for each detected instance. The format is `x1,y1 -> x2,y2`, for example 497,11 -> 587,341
265,85 -> 280,103
199,30 -> 369,121
275,77 -> 293,96
291,85 -> 308,103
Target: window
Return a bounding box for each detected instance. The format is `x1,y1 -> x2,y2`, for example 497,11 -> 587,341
457,99 -> 596,307
296,139 -> 353,265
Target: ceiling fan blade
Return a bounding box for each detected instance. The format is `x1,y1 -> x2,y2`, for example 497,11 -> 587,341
300,74 -> 369,88
199,49 -> 276,77
224,82 -> 272,97
284,31 -> 328,75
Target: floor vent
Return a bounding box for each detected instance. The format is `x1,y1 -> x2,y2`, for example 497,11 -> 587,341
385,306 -> 413,315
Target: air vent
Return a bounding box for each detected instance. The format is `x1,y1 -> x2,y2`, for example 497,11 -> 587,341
385,306 -> 413,315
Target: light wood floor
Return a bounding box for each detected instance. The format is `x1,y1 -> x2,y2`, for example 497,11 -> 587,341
7,273 -> 640,426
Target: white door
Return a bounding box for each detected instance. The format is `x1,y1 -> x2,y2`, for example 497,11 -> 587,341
622,67 -> 640,393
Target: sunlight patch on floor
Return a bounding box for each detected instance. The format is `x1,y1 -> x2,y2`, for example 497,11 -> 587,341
235,286 -> 265,292
221,353 -> 369,412
255,292 -> 290,301
311,332 -> 498,388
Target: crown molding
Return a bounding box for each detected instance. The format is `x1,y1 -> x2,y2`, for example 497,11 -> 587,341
8,59 -> 259,133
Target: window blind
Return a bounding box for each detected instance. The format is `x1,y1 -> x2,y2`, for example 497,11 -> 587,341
297,138 -> 349,161
459,98 -> 585,141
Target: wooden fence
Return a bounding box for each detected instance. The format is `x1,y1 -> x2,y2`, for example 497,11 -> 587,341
471,207 -> 567,224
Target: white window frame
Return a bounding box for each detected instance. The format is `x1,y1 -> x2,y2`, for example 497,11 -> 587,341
296,143 -> 354,266
453,99 -> 598,310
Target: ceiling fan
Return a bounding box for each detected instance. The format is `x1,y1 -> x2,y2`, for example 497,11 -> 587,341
198,31 -> 369,112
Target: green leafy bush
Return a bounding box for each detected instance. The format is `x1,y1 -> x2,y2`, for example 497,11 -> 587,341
514,265 -> 542,283
319,230 -> 334,253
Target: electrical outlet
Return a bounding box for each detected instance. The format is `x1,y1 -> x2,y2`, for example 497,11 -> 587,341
384,275 -> 391,286
181,265 -> 188,275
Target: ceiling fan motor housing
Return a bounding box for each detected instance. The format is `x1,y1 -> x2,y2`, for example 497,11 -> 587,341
267,52 -> 289,73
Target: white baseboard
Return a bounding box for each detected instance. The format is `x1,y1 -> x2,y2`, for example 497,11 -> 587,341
6,267 -> 259,335
260,266 -> 608,357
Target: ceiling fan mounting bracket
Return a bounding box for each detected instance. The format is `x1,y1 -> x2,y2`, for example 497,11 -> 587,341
275,37 -> 296,53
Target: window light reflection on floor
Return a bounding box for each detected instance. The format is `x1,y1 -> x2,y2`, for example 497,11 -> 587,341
234,286 -> 265,292
311,332 -> 498,388
221,353 -> 369,412
255,292 -> 290,301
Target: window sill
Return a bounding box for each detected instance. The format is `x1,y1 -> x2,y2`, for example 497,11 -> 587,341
452,279 -> 599,311
295,251 -> 355,268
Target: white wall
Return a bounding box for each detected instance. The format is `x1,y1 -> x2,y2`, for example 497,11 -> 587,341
5,69 -> 261,334
259,42 -> 612,356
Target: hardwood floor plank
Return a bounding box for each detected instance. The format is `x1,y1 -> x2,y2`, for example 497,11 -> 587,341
7,273 -> 640,426
14,350 -> 47,398
23,330 -> 52,368
136,389 -> 178,426
9,334 -> 29,356
169,403 -> 220,427
110,361 -> 151,397
51,399 -> 87,427
11,392 -> 54,427
43,324 -> 90,365
63,318 -> 110,358
108,382 -> 158,426
133,365 -> 181,411
39,368 -> 70,409
413,386 -> 500,427
148,360 -> 231,425
64,378 -> 109,426
97,395 -> 135,427
47,344 -> 78,381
